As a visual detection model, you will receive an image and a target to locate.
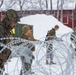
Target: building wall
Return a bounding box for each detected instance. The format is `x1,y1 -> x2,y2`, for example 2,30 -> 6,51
0,10 -> 76,28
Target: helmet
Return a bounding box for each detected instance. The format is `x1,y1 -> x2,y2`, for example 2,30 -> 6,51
22,25 -> 30,34
5,9 -> 20,22
54,25 -> 59,28
2,9 -> 20,29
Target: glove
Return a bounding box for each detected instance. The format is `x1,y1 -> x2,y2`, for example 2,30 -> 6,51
32,55 -> 35,59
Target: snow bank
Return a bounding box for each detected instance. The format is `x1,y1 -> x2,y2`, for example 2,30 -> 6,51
19,14 -> 73,40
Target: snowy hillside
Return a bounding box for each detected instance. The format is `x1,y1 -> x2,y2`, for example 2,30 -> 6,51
19,14 -> 73,41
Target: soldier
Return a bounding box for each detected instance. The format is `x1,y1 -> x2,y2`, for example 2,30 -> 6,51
45,25 -> 59,64
21,25 -> 36,41
0,9 -> 20,74
20,25 -> 36,75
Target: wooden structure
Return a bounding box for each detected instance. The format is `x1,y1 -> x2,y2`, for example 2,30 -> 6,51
0,10 -> 76,28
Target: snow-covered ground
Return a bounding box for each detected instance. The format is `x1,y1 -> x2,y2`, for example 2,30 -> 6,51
4,14 -> 74,75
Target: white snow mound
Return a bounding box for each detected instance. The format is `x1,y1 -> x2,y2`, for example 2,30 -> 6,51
19,14 -> 73,40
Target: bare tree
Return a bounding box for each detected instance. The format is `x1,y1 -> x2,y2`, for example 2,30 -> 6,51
17,0 -> 26,11
16,0 -> 28,17
46,0 -> 48,10
50,0 -> 52,14
0,0 -> 4,8
38,0 -> 43,10
4,0 -> 16,10
60,0 -> 64,23
57,0 -> 59,19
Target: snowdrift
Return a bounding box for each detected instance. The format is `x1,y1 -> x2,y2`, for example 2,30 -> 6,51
19,14 -> 73,40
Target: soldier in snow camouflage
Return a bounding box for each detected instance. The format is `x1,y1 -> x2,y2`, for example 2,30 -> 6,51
0,9 -> 20,73
20,25 -> 36,75
45,25 -> 59,64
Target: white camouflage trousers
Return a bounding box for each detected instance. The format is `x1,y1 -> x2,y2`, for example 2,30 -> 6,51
46,43 -> 53,61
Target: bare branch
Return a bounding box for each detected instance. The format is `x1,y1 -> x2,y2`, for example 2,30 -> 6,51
0,0 -> 4,8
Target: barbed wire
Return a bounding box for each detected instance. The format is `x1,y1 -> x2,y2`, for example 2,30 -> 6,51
0,32 -> 76,75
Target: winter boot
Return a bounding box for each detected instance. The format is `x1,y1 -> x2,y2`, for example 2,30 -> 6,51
46,60 -> 49,64
50,61 -> 56,64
